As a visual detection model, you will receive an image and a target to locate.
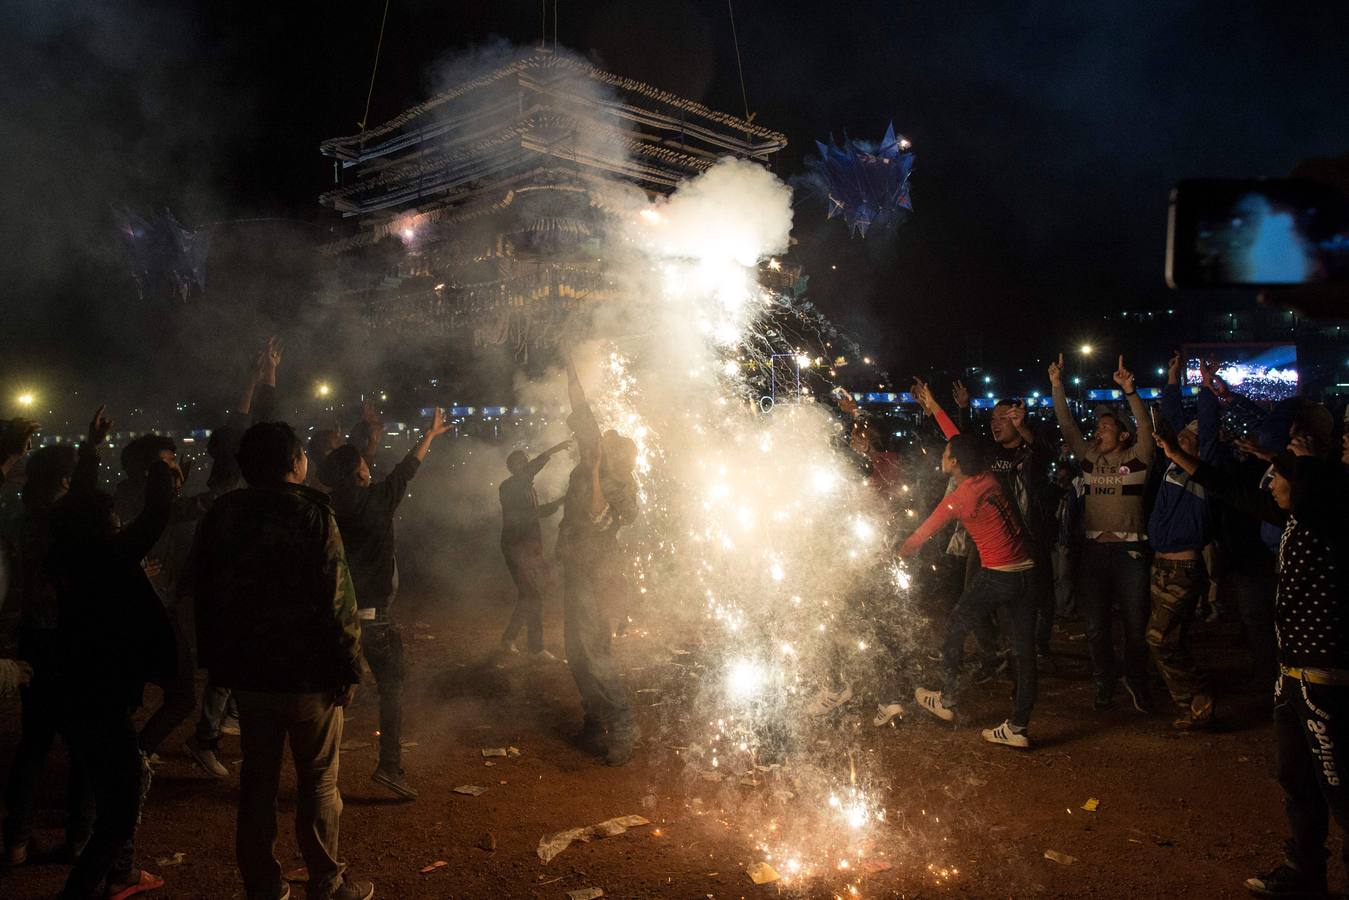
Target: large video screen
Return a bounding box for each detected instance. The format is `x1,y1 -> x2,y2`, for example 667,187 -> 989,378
1183,341 -> 1298,402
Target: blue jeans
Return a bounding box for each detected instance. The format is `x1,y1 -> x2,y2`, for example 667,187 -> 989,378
1078,541 -> 1151,687
196,679 -> 232,747
941,567 -> 1038,728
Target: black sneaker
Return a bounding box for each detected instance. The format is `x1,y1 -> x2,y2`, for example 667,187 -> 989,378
573,719 -> 606,756
1124,680 -> 1155,714
973,653 -> 1009,684
1244,863 -> 1327,898
371,766 -> 418,801
605,725 -> 641,767
329,878 -> 375,900
1094,681 -> 1115,710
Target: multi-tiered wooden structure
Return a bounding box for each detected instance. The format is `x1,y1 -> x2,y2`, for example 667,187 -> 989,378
317,49 -> 787,358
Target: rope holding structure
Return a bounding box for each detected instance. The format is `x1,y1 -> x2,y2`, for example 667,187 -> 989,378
358,0 -> 393,132
727,0 -> 755,133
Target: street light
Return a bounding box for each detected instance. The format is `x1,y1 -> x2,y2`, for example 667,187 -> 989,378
16,392 -> 35,409
316,382 -> 332,399
1079,343 -> 1093,356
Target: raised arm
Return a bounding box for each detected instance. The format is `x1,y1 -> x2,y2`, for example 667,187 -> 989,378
72,405 -> 113,496
1156,432 -> 1284,525
348,403 -> 383,467
112,459 -> 178,563
899,489 -> 963,557
913,378 -> 960,439
1,418 -> 40,481
1160,350 -> 1185,432
1048,354 -> 1090,459
564,352 -> 587,412
525,438 -> 574,479
370,408 -> 452,513
1115,355 -> 1154,462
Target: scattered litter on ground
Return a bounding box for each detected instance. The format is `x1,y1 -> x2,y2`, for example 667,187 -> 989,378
156,852 -> 186,867
537,875 -> 565,886
566,888 -> 604,900
746,861 -> 780,884
1082,798 -> 1099,812
700,771 -> 724,783
1044,850 -> 1076,865
481,747 -> 508,758
339,741 -> 369,751
453,784 -> 488,796
484,761 -> 496,767
640,794 -> 658,809
419,861 -> 447,874
478,832 -> 496,852
537,814 -> 652,863
507,746 -> 521,757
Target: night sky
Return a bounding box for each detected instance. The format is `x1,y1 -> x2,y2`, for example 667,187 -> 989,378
3,1 -> 1348,408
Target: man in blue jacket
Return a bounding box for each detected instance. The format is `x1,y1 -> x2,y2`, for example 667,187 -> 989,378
1145,353 -> 1221,730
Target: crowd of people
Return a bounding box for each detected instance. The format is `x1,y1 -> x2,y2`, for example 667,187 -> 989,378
0,336 -> 1345,899
0,339 -> 641,900
843,349 -> 1347,899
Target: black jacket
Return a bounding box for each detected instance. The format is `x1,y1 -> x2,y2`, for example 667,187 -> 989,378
190,482 -> 362,692
328,453 -> 420,611
53,457 -> 176,707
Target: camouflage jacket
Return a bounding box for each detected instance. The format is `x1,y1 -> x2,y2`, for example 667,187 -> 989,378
189,482 -> 361,693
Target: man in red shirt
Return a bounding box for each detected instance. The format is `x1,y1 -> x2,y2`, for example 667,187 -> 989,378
901,433 -> 1039,748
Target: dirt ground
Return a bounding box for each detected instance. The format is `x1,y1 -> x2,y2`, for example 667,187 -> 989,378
0,578 -> 1332,900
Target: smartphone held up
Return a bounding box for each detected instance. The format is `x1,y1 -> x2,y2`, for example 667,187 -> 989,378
1166,178 -> 1349,288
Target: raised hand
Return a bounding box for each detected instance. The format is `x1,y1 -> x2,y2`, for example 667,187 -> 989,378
88,405 -> 113,445
428,406 -> 453,438
1008,400 -> 1027,430
1233,436 -> 1275,462
266,335 -> 284,369
1047,353 -> 1064,386
951,379 -> 970,409
910,377 -> 935,412
1288,434 -> 1316,457
1112,355 -> 1136,394
1167,350 -> 1182,383
835,390 -> 860,419
1199,354 -> 1219,387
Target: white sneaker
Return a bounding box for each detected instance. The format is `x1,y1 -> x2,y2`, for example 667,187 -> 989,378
913,687 -> 954,722
873,702 -> 904,726
981,719 -> 1031,749
499,640 -> 519,656
220,716 -> 241,736
530,649 -> 557,662
184,737 -> 229,778
805,684 -> 853,717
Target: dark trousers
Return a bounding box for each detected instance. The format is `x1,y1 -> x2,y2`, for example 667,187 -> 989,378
60,701 -> 147,900
1224,569 -> 1279,685
562,549 -> 635,735
1274,675 -> 1349,880
1030,547 -> 1055,654
196,680 -> 233,747
502,540 -> 549,653
361,621 -> 404,770
1146,557 -> 1211,706
235,691 -> 344,900
941,567 -> 1038,728
1079,540 -> 1151,688
139,609 -> 197,755
3,628 -> 95,851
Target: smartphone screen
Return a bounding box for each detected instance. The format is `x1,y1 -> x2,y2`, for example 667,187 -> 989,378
1166,178 -> 1349,288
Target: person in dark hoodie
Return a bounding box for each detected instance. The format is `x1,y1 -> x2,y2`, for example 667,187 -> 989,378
49,405 -> 179,900
190,420 -> 370,900
3,442 -> 94,868
558,353 -> 641,766
1144,352 -> 1222,730
1156,430 -> 1349,899
320,407 -> 452,801
498,438 -> 572,658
